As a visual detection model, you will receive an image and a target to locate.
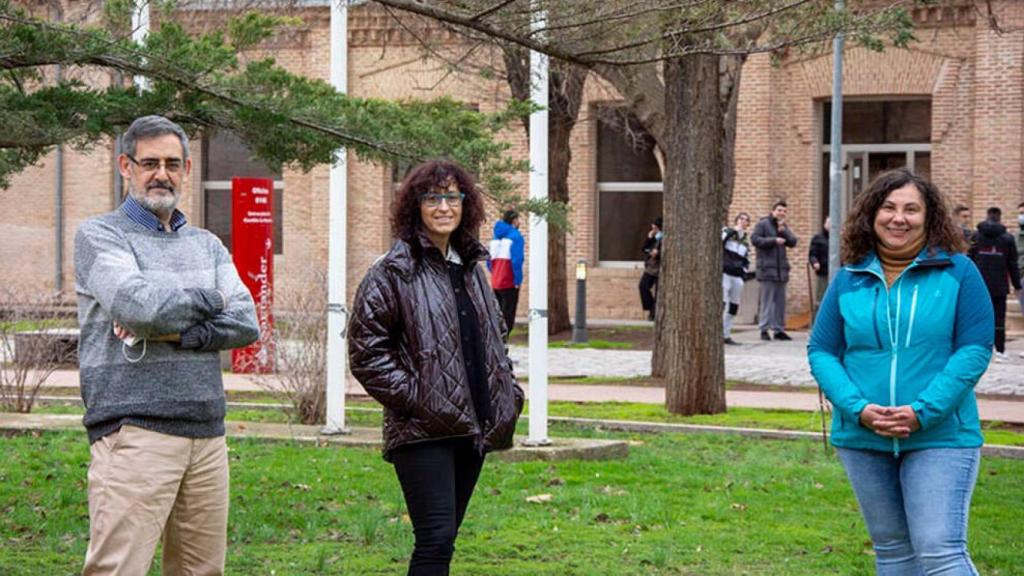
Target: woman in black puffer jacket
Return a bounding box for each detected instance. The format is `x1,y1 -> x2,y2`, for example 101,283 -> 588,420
348,159 -> 523,576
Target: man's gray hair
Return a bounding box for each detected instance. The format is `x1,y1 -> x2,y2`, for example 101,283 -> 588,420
122,115 -> 190,161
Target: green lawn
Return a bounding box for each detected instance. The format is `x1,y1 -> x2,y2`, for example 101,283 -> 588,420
0,318 -> 76,332
548,339 -> 635,350
1,426 -> 1022,575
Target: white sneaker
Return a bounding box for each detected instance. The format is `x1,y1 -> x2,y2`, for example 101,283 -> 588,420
993,351 -> 1008,363
1019,351 -> 1024,359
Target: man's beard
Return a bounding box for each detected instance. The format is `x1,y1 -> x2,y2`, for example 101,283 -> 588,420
130,183 -> 179,215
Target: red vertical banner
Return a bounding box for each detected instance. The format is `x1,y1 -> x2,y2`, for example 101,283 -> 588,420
231,177 -> 275,373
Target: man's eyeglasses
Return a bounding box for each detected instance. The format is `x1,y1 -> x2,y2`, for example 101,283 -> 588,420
126,154 -> 184,175
420,192 -> 465,208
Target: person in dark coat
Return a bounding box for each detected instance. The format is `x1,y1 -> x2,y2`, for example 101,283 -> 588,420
349,160 -> 524,576
751,200 -> 799,340
969,206 -> 1022,361
808,217 -> 831,308
638,217 -> 663,321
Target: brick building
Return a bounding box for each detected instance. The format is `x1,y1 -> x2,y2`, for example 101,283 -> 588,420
3,1 -> 1023,322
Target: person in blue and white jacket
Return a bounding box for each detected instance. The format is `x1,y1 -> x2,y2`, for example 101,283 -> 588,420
808,168 -> 993,576
488,209 -> 524,336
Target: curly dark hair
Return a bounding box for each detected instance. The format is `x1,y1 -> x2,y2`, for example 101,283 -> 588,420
390,159 -> 485,256
841,168 -> 967,265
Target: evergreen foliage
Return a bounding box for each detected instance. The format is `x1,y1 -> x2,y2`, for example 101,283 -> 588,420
0,0 -> 559,221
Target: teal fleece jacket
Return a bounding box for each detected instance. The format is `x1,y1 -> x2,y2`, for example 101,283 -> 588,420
808,248 -> 993,454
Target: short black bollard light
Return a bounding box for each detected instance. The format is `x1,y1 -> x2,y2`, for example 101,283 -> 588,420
570,259 -> 588,344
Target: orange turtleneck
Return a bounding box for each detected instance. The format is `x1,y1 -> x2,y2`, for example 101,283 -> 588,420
876,234 -> 926,287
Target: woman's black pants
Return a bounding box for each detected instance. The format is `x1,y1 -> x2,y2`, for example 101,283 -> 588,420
391,437 -> 486,576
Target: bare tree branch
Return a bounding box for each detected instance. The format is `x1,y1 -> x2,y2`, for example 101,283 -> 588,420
365,0 -> 603,67
470,0 -> 520,22
529,1 -> 708,37
572,0 -> 815,59
368,0 -> 916,66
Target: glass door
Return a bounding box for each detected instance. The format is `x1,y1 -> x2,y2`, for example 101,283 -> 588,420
845,151 -> 866,214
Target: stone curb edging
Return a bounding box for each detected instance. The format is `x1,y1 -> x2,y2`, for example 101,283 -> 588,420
0,414 -> 629,463
6,411 -> 1021,460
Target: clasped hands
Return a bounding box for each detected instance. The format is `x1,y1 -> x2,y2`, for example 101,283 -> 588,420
859,404 -> 920,439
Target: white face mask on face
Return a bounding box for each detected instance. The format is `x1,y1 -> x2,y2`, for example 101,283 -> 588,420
1018,214 -> 1024,226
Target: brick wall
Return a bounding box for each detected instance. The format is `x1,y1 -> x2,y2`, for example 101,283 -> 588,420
4,2 -> 1024,323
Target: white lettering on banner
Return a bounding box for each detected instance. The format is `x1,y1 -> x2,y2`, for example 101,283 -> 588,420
247,237 -> 274,366
242,210 -> 272,225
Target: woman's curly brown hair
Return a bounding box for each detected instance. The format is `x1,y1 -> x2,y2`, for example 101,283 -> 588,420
841,168 -> 967,265
390,159 -> 485,257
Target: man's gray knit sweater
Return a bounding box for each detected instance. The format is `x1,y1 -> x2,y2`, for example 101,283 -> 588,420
74,208 -> 259,444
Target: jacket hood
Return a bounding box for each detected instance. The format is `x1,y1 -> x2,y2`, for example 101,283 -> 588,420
976,220 -> 1007,238
493,219 -> 515,240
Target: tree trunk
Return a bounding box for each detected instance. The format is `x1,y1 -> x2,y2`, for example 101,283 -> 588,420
547,118 -> 573,334
545,65 -> 585,335
719,54 -> 745,220
655,52 -> 727,415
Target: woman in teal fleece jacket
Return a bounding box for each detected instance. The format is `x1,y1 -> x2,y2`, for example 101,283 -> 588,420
808,169 -> 993,575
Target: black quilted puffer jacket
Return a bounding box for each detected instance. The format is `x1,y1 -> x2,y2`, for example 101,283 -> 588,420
348,235 -> 524,460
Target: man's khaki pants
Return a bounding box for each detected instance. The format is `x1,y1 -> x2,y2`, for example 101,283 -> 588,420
82,425 -> 229,576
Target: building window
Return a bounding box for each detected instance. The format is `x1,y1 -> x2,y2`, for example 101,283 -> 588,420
819,99 -> 931,220
823,100 -> 931,144
202,131 -> 284,254
596,107 -> 663,263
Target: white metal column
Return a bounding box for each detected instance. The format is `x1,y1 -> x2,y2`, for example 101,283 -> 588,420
323,0 -> 349,434
827,0 -> 845,283
525,7 -> 550,446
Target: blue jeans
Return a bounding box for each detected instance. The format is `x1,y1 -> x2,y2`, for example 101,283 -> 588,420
836,447 -> 981,576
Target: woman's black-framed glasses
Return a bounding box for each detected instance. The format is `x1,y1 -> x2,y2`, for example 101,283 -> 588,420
420,191 -> 465,208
